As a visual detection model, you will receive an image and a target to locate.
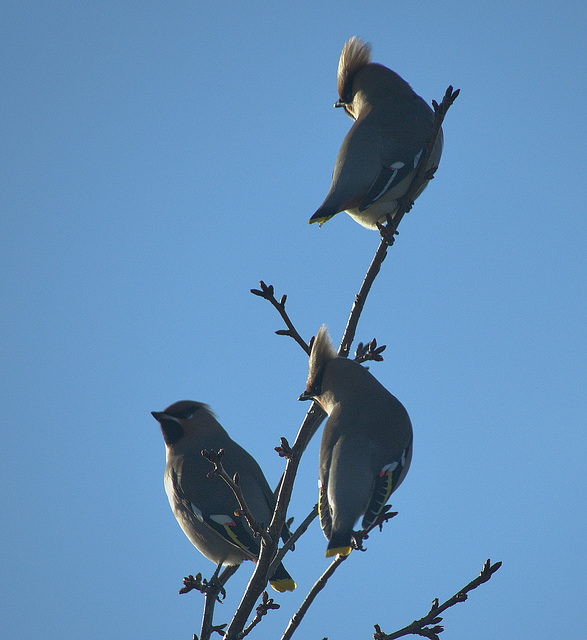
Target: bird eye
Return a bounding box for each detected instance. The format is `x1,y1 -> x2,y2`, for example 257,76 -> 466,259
310,376 -> 324,397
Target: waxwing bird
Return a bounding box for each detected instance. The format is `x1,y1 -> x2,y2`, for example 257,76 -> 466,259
152,400 -> 295,592
310,36 -> 443,229
299,327 -> 413,557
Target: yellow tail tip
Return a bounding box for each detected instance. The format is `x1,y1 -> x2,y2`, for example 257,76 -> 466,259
308,215 -> 333,227
270,578 -> 297,593
325,546 -> 352,558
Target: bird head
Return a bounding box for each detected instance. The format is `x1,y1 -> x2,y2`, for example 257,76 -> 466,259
336,36 -> 372,118
152,400 -> 214,446
299,325 -> 338,407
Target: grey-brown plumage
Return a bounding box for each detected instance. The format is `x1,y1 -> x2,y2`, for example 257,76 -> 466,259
152,400 -> 295,592
310,36 -> 443,229
299,327 -> 413,557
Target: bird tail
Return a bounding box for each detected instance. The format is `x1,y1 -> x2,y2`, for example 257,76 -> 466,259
325,532 -> 353,558
269,562 -> 296,592
308,211 -> 334,227
308,207 -> 336,226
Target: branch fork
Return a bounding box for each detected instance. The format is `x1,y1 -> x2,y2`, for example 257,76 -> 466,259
250,281 -> 311,355
188,84 -> 500,640
373,559 -> 502,640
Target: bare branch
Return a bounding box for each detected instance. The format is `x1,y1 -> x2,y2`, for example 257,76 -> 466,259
377,85 -> 460,246
339,86 -> 459,358
222,87 -> 460,640
279,507 -> 401,640
236,591 -> 281,640
201,448 -> 273,546
180,572 -> 226,598
223,405 -> 326,640
354,338 -> 387,363
280,554 -> 349,640
338,241 -> 390,359
373,559 -> 502,640
268,504 -> 319,578
185,566 -> 238,640
251,281 -> 311,355
274,437 -> 292,459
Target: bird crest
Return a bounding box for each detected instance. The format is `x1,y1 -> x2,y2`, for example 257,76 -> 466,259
307,325 -> 337,391
337,36 -> 372,104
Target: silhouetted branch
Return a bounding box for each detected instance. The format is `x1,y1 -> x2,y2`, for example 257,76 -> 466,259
280,507 -> 398,640
274,437 -> 292,459
250,281 -> 311,355
202,448 -> 272,546
339,85 -> 459,358
220,86 -> 461,640
373,559 -> 502,640
354,338 -> 387,363
269,504 -> 319,578
378,85 -> 460,243
281,554 -> 349,640
352,506 -> 398,552
223,404 -> 326,639
184,565 -> 238,640
237,591 -> 281,639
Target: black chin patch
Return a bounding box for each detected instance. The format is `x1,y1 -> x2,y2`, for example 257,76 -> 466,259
159,418 -> 184,445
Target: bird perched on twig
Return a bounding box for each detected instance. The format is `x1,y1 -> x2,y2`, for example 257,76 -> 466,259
152,400 -> 295,592
310,36 -> 443,229
299,327 -> 413,557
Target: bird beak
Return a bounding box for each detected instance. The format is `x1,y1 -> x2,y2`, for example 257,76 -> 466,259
298,391 -> 314,402
151,411 -> 165,422
333,99 -> 346,108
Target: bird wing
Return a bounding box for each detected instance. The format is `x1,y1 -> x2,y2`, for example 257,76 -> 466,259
318,475 -> 333,541
358,148 -> 423,212
225,448 -> 294,544
361,435 -> 413,530
168,466 -> 260,560
359,97 -> 435,212
317,405 -> 340,541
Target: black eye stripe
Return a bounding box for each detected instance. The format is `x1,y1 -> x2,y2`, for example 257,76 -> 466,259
341,72 -> 357,105
311,364 -> 327,396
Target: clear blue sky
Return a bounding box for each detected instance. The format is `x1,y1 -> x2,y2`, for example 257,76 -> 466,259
1,2 -> 585,639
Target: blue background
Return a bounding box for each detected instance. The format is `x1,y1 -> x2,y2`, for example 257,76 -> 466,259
1,2 -> 585,638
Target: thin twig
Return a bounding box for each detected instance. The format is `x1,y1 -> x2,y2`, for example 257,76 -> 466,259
380,85 -> 460,241
224,87 -> 460,640
250,281 -> 311,355
373,559 -> 502,640
236,591 -> 281,640
354,338 -> 387,363
202,448 -> 272,546
280,554 -> 349,640
279,507 -> 399,640
339,86 -> 459,358
190,565 -> 238,640
277,508 -> 399,640
268,504 -> 319,578
223,404 -> 326,640
207,566 -> 239,623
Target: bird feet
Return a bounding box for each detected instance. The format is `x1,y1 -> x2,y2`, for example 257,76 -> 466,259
377,211 -> 402,246
350,506 -> 399,551
376,219 -> 398,246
